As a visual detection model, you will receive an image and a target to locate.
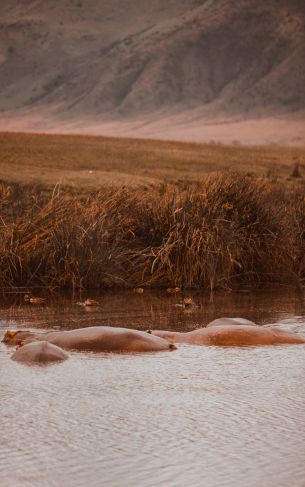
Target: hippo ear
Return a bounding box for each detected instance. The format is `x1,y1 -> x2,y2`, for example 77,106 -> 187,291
6,330 -> 17,338
2,330 -> 17,343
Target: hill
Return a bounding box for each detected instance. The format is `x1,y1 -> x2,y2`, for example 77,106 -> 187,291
0,0 -> 304,145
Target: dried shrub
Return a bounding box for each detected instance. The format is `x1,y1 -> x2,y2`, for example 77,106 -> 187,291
0,175 -> 304,291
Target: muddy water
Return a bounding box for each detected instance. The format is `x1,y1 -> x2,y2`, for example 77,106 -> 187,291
1,288 -> 305,487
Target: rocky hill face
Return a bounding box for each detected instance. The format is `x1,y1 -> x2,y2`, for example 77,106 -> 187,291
0,0 -> 304,144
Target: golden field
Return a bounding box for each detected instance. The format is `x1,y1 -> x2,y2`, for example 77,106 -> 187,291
0,132 -> 304,188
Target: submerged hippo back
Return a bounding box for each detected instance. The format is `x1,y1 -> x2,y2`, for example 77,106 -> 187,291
42,326 -> 176,352
11,341 -> 69,364
206,317 -> 257,328
148,324 -> 305,347
198,325 -> 305,346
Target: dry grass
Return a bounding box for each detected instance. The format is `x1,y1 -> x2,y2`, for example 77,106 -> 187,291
0,175 -> 304,291
0,132 -> 304,188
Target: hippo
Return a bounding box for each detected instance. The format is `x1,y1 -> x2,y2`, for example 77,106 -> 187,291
3,326 -> 176,353
148,319 -> 305,347
11,341 -> 69,364
206,317 -> 257,327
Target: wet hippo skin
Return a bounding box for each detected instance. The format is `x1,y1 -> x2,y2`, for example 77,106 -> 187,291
206,317 -> 257,327
148,320 -> 305,346
3,326 -> 176,353
11,341 -> 69,364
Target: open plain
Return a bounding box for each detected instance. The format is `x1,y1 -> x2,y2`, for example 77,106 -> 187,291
0,131 -> 304,188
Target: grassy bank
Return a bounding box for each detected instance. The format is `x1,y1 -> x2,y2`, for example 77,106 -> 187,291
0,131 -> 304,188
0,175 -> 304,291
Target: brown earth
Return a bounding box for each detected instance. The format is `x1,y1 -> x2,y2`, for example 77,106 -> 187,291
0,132 -> 304,188
0,0 -> 304,145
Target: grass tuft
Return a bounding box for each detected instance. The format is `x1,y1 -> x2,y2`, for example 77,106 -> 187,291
0,174 -> 304,291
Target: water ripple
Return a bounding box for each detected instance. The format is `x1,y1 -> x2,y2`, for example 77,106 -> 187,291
1,291 -> 305,487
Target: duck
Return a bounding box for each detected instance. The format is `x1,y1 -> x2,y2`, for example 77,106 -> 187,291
174,297 -> 196,309
76,298 -> 100,307
24,294 -> 46,304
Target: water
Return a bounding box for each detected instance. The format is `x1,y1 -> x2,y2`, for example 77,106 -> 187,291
1,288 -> 305,487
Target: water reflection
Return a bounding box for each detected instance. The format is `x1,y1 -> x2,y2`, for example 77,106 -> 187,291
1,288 -> 305,487
1,287 -> 305,332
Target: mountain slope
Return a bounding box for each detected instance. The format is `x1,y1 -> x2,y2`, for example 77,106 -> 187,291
0,0 -> 304,144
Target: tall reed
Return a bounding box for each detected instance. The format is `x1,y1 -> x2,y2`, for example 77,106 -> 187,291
0,175 -> 304,291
